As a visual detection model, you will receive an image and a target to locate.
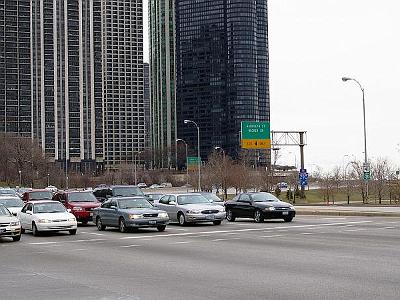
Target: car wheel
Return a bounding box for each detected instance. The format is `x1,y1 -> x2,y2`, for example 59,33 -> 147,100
213,220 -> 222,225
178,213 -> 187,226
96,217 -> 106,231
69,229 -> 77,235
32,222 -> 39,236
157,225 -> 166,232
119,217 -> 127,233
254,210 -> 264,223
12,235 -> 21,242
226,209 -> 236,222
284,216 -> 293,222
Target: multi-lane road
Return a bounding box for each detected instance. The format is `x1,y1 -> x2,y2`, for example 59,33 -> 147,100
1,216 -> 400,300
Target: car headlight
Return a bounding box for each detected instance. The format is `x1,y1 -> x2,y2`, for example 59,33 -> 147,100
68,218 -> 76,222
265,207 -> 275,211
38,219 -> 50,223
158,212 -> 168,218
10,221 -> 20,226
129,214 -> 143,219
187,210 -> 201,214
72,207 -> 83,211
219,207 -> 225,212
289,205 -> 296,210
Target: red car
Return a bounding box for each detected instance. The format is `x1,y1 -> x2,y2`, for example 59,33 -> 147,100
53,191 -> 101,224
22,189 -> 54,203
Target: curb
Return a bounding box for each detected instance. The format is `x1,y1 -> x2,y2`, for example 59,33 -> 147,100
296,210 -> 400,217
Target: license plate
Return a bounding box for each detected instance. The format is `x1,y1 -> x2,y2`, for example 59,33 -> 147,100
149,220 -> 156,225
282,212 -> 289,215
0,228 -> 6,233
90,213 -> 93,217
206,215 -> 215,220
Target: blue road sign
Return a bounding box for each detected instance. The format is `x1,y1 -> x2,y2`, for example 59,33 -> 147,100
299,169 -> 309,187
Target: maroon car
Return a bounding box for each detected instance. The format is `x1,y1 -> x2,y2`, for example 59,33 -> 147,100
22,189 -> 54,203
53,191 -> 101,224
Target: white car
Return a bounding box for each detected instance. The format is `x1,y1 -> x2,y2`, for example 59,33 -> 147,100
0,205 -> 22,242
18,201 -> 78,236
0,196 -> 24,216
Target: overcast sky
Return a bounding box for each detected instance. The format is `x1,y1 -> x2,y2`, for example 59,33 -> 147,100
143,0 -> 400,172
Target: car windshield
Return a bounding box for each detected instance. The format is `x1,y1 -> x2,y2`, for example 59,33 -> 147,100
0,198 -> 24,207
0,205 -> 11,216
113,187 -> 144,197
177,195 -> 210,205
118,198 -> 153,209
0,189 -> 18,197
68,192 -> 97,202
202,193 -> 222,202
147,194 -> 163,200
251,193 -> 279,202
33,202 -> 66,214
29,191 -> 53,200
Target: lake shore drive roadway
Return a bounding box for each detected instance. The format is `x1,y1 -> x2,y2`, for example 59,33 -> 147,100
1,216 -> 400,300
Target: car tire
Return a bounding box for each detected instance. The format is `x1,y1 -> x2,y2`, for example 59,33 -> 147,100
69,229 -> 77,235
284,216 -> 293,222
12,235 -> 21,242
213,220 -> 222,225
119,217 -> 127,233
32,222 -> 39,236
226,209 -> 236,222
254,210 -> 264,223
157,225 -> 166,232
178,213 -> 187,226
96,217 -> 106,231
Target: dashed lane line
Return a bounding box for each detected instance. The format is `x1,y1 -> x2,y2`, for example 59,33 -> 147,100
260,234 -> 284,238
120,245 -> 141,248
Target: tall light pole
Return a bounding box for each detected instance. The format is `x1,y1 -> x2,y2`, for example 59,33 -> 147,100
342,77 -> 369,201
18,170 -> 22,186
184,119 -> 201,191
134,151 -> 142,186
176,138 -> 189,186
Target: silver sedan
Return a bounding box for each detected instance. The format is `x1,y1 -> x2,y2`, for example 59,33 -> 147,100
155,193 -> 226,226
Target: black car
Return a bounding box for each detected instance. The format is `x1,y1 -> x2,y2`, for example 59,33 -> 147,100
93,185 -> 146,202
225,192 -> 296,223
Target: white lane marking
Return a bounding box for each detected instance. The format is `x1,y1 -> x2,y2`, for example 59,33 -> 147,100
224,232 -> 239,235
72,249 -> 87,251
119,221 -> 373,240
89,233 -> 104,236
193,234 -> 212,238
260,235 -> 284,238
69,239 -> 105,243
29,242 -> 58,245
384,227 -> 395,229
170,241 -> 191,245
344,229 -> 366,232
300,233 -> 313,235
212,238 -> 228,242
80,232 -> 88,234
322,217 -> 348,220
120,245 -> 141,248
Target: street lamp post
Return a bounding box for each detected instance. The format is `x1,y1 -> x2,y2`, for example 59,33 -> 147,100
176,139 -> 189,187
18,170 -> 22,186
47,173 -> 50,187
215,146 -> 227,199
184,119 -> 201,191
342,77 -> 369,202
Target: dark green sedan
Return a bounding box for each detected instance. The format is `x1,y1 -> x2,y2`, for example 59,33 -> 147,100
93,197 -> 169,233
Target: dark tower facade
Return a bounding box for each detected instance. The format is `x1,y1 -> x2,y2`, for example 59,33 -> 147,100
175,0 -> 270,160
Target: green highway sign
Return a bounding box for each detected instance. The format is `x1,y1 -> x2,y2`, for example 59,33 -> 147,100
187,156 -> 200,171
363,171 -> 371,181
241,121 -> 271,149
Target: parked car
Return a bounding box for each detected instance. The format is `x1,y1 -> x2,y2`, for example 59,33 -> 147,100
145,193 -> 164,204
18,201 -> 77,236
137,183 -> 147,188
0,188 -> 19,198
0,205 -> 22,241
224,192 -> 296,223
0,196 -> 24,216
277,182 -> 288,189
22,189 -> 54,202
155,193 -> 226,226
93,185 -> 146,202
149,184 -> 163,189
53,191 -> 101,224
200,193 -> 224,206
93,197 -> 169,233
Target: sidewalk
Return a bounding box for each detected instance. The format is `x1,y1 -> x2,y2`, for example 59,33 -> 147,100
295,205 -> 400,217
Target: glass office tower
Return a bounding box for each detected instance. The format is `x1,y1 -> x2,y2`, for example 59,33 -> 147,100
175,0 -> 270,161
150,0 -> 177,168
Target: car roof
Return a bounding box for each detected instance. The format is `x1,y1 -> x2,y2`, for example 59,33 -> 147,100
59,190 -> 94,194
108,196 -> 147,201
0,195 -> 21,199
26,200 -> 57,204
162,193 -> 202,196
26,189 -> 51,193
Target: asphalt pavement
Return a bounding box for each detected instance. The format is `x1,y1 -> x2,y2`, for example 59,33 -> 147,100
1,216 -> 400,300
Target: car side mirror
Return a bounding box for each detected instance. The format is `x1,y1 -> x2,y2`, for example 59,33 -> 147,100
169,201 -> 176,206
26,211 -> 32,215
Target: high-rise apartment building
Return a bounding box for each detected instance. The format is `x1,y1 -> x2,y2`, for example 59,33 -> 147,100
143,62 -> 150,150
0,0 -> 31,136
175,0 -> 270,160
31,0 -> 103,172
150,0 -> 177,168
101,0 -> 145,166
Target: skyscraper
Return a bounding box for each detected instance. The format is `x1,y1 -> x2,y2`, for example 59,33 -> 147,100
31,0 -> 103,172
0,0 -> 31,136
150,0 -> 177,168
175,0 -> 270,161
101,0 -> 145,166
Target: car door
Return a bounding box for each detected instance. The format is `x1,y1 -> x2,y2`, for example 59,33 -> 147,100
167,195 -> 179,222
19,203 -> 29,229
99,201 -> 112,226
24,203 -> 34,229
108,200 -> 120,226
157,195 -> 175,221
236,194 -> 253,218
